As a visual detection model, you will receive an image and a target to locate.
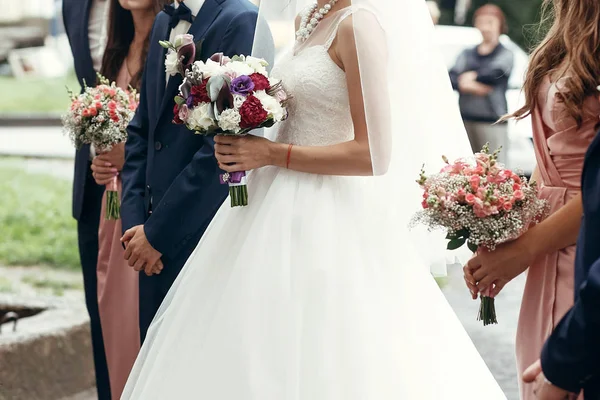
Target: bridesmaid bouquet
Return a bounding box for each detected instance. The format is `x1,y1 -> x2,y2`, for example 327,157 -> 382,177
412,144 -> 547,326
62,73 -> 139,219
161,34 -> 290,207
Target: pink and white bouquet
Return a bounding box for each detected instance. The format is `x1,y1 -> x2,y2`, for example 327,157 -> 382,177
161,34 -> 290,207
62,73 -> 139,219
412,145 -> 547,325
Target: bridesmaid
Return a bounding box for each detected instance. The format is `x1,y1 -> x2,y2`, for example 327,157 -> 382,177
463,0 -> 600,399
90,0 -> 168,398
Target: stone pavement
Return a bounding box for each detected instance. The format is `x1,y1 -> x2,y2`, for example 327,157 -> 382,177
0,126 -> 73,159
443,264 -> 525,400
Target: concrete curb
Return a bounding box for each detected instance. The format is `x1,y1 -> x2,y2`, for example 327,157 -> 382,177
0,297 -> 95,400
0,114 -> 62,127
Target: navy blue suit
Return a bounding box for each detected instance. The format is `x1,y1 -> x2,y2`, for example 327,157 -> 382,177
62,0 -> 110,398
541,130 -> 600,399
121,0 -> 260,342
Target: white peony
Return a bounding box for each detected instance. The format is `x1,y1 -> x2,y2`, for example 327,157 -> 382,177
218,108 -> 242,133
233,94 -> 246,109
165,50 -> 180,76
192,59 -> 224,79
187,103 -> 215,131
244,56 -> 268,74
227,60 -> 254,77
254,90 -> 285,122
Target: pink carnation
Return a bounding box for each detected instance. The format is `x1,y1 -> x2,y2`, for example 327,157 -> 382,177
514,190 -> 524,201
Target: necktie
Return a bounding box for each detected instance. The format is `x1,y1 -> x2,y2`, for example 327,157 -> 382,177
163,2 -> 194,30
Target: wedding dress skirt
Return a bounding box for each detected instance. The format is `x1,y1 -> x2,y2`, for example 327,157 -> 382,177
122,8 -> 506,397
122,166 -> 507,399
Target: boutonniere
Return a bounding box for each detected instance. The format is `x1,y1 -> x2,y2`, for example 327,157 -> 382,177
160,34 -> 204,77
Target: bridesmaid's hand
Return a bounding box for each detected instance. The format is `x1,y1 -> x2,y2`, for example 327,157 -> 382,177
97,142 -> 125,171
214,135 -> 280,172
91,156 -> 118,185
465,238 -> 535,297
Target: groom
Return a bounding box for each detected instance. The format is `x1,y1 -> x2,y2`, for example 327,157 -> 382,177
120,0 -> 262,341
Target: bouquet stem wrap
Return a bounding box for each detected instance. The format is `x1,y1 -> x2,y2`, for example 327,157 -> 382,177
477,287 -> 497,326
105,175 -> 120,220
220,171 -> 248,207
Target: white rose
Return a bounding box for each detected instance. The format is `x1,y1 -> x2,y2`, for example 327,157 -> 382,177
227,61 -> 254,77
192,59 -> 224,79
233,94 -> 246,109
217,108 -> 242,133
244,56 -> 268,74
165,50 -> 180,76
188,103 -> 215,131
254,90 -> 285,122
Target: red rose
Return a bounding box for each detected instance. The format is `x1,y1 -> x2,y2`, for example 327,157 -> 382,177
191,78 -> 210,105
249,73 -> 270,91
239,95 -> 268,129
173,104 -> 183,124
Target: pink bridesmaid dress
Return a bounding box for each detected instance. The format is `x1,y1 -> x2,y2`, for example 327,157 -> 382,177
96,64 -> 140,399
516,76 -> 599,400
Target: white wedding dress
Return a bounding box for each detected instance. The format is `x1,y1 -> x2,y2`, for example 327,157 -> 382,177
122,11 -> 507,400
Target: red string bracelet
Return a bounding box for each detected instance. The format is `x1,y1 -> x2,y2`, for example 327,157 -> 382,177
286,144 -> 293,169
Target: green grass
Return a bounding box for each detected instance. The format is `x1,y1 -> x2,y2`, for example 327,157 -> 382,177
0,73 -> 80,113
0,166 -> 79,270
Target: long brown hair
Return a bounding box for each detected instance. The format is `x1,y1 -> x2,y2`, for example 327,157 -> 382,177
100,0 -> 168,90
508,0 -> 600,127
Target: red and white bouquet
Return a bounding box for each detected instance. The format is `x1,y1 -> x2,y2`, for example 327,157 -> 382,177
161,34 -> 290,207
412,145 -> 547,325
62,73 -> 139,219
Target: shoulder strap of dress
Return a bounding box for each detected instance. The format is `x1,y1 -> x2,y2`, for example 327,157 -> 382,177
323,7 -> 358,50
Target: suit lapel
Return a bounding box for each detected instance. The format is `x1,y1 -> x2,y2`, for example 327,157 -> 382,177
77,0 -> 95,86
155,12 -> 171,109
158,0 -> 223,116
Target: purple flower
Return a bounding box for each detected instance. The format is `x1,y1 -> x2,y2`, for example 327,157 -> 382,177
186,95 -> 194,108
230,75 -> 255,96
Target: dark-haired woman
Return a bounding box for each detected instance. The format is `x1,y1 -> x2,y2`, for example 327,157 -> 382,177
90,0 -> 168,397
449,4 -> 513,165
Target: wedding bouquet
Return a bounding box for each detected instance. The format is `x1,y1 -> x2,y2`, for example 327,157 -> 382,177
62,73 -> 139,219
412,145 -> 547,325
161,34 -> 290,207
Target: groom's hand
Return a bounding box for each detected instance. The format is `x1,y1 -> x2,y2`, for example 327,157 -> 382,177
523,360 -> 578,400
122,225 -> 162,274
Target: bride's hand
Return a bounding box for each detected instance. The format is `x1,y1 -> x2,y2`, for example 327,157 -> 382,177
465,238 -> 535,297
214,135 -> 280,172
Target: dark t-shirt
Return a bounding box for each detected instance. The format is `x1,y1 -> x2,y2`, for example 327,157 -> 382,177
449,43 -> 514,123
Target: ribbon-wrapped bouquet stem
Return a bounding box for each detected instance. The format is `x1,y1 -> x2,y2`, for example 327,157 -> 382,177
412,145 -> 547,325
162,34 -> 290,207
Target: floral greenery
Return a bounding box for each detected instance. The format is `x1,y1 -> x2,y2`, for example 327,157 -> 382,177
0,165 -> 79,270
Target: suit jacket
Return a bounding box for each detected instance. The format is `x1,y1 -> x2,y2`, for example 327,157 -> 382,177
121,0 -> 261,267
541,129 -> 600,398
62,0 -> 102,221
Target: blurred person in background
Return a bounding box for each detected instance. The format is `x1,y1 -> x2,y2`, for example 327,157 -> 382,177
90,0 -> 168,398
463,0 -> 600,398
62,0 -> 111,397
449,3 -> 513,165
427,1 -> 441,25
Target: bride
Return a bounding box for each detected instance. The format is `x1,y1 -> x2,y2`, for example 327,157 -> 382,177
122,0 -> 507,398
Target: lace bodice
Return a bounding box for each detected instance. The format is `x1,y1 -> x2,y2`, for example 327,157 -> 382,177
270,16 -> 354,147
